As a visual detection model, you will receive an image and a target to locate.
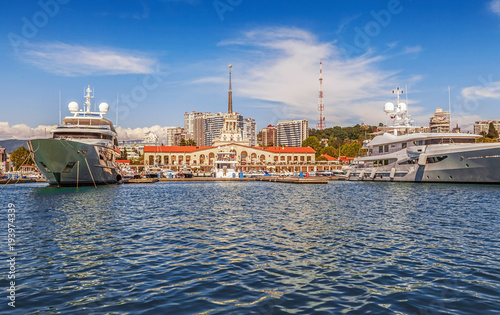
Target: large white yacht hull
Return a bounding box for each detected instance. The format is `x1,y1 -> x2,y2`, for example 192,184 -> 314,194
28,139 -> 122,186
347,144 -> 500,183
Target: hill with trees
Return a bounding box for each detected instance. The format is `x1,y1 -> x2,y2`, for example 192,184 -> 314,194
303,124 -> 379,158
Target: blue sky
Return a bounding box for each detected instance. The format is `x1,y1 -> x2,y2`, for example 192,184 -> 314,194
2,0 -> 500,140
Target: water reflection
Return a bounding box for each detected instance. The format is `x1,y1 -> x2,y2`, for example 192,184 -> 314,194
0,182 -> 498,314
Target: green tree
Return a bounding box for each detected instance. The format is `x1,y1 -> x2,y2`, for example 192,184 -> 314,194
302,136 -> 322,157
487,122 -> 499,139
339,142 -> 363,157
10,146 -> 34,169
180,138 -> 196,146
119,148 -> 128,160
320,146 -> 339,159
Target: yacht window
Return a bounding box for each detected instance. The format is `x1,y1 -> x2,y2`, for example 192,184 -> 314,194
426,156 -> 448,163
62,162 -> 76,173
402,142 -> 407,149
398,159 -> 416,165
384,145 -> 389,153
414,140 -> 425,146
379,146 -> 383,153
39,161 -> 51,173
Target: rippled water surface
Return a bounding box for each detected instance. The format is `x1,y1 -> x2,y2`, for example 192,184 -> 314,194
1,181 -> 499,314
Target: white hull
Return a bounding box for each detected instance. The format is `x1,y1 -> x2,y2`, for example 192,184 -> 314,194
347,143 -> 500,183
29,139 -> 122,186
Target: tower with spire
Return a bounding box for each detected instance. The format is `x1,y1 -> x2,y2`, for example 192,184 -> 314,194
212,64 -> 250,147
228,64 -> 232,114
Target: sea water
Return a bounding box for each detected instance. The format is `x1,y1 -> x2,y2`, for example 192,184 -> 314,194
0,181 -> 499,314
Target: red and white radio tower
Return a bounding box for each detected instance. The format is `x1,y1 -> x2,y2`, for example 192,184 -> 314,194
316,60 -> 326,130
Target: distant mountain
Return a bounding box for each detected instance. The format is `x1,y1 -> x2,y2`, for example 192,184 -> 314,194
0,140 -> 29,153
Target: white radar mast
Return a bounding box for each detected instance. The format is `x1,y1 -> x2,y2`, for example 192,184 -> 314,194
384,87 -> 412,132
84,85 -> 94,113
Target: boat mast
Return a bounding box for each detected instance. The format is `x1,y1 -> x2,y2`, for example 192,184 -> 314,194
84,85 -> 93,113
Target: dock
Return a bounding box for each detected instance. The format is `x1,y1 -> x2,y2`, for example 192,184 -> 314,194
2,176 -> 334,185
0,178 -> 46,185
124,178 -> 159,184
123,176 -> 330,184
258,177 -> 329,184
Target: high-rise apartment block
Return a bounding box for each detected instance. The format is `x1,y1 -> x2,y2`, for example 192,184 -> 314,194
165,126 -> 184,146
261,125 -> 278,147
474,120 -> 500,136
429,108 -> 450,133
277,119 -> 309,147
242,118 -> 257,147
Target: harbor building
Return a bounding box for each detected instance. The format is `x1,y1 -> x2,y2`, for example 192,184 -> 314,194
277,119 -> 309,147
261,125 -> 278,147
212,65 -> 249,147
143,143 -> 339,173
141,65 -> 340,173
429,108 -> 450,133
474,120 -> 500,136
243,118 -> 257,147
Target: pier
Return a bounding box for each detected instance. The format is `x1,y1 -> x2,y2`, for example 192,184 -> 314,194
122,176 -> 331,184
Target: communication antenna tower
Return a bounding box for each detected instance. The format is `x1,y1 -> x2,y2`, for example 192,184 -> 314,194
316,60 -> 326,130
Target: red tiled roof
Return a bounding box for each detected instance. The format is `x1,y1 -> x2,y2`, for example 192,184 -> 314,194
256,147 -> 316,153
339,157 -> 355,162
321,154 -> 336,161
143,146 -> 213,153
116,160 -> 130,163
144,145 -> 316,154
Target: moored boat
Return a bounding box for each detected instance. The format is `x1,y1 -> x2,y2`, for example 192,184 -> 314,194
346,87 -> 500,183
28,86 -> 122,186
213,147 -> 239,178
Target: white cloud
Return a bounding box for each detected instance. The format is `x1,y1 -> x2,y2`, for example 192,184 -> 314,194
216,27 -> 403,126
116,125 -> 173,141
19,42 -> 157,76
403,45 -> 422,54
461,81 -> 500,99
0,122 -> 174,142
490,0 -> 500,16
0,122 -> 57,140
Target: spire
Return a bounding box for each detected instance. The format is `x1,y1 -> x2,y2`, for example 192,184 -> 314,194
228,64 -> 232,114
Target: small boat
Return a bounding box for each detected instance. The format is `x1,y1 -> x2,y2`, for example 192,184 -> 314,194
213,147 -> 239,178
178,166 -> 193,178
144,166 -> 163,178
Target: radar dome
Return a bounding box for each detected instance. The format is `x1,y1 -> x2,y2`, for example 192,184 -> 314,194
99,102 -> 109,114
399,102 -> 408,112
384,102 -> 395,113
68,101 -> 79,113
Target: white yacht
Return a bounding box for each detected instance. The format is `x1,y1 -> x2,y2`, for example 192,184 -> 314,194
346,87 -> 500,183
28,86 -> 122,186
213,147 -> 239,178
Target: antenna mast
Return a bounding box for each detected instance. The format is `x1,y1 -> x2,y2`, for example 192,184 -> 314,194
59,90 -> 61,124
84,85 -> 94,112
448,85 -> 451,130
316,60 -> 326,130
116,93 -> 119,127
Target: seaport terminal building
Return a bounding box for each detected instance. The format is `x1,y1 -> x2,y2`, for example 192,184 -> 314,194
143,144 -> 340,173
